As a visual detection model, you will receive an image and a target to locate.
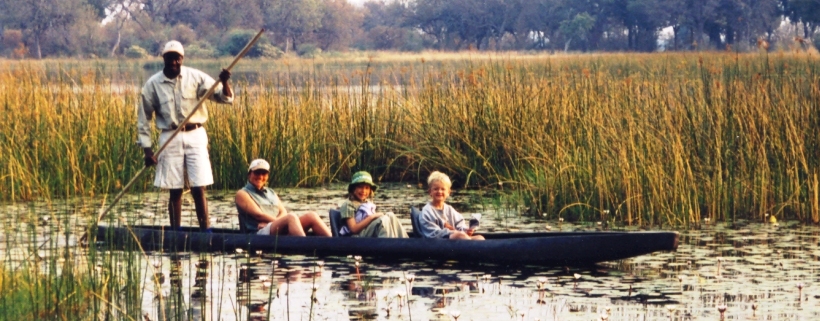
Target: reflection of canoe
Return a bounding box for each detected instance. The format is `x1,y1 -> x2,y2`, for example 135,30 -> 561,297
96,225 -> 678,266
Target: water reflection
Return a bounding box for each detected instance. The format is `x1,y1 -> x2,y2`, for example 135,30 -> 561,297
3,185 -> 820,320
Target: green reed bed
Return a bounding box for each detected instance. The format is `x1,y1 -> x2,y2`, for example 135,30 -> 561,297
1,53 -> 819,226
0,199 -> 144,320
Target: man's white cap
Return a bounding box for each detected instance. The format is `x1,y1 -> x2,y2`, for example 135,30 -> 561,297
248,159 -> 270,173
161,40 -> 185,56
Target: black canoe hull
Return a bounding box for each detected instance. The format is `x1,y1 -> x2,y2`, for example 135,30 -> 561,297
96,225 -> 678,266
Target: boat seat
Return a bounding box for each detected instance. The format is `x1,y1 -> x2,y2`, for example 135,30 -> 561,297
410,207 -> 423,238
328,209 -> 347,237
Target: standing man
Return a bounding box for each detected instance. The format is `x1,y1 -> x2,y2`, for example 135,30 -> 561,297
137,40 -> 234,231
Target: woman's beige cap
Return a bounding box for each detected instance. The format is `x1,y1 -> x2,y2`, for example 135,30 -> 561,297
248,159 -> 270,173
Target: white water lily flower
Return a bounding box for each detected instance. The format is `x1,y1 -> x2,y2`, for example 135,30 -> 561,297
450,310 -> 461,318
536,277 -> 548,289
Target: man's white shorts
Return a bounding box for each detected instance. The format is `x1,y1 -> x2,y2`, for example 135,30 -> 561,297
154,127 -> 214,189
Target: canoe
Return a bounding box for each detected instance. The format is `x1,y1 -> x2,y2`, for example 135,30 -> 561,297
96,225 -> 678,266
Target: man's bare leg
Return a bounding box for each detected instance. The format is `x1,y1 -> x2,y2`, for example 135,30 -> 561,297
191,186 -> 209,231
169,189 -> 183,229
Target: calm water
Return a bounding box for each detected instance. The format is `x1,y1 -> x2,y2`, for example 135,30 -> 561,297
2,183 -> 819,320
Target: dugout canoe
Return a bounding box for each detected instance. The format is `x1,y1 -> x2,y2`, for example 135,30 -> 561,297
96,225 -> 678,266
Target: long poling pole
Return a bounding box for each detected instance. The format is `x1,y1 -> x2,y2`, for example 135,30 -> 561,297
86,29 -> 266,240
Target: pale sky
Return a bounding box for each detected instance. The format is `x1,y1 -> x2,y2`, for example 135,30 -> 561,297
347,0 -> 371,6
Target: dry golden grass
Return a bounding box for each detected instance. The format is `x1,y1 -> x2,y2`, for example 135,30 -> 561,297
2,51 -> 819,225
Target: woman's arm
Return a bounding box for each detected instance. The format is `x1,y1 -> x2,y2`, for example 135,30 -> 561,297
235,190 -> 278,224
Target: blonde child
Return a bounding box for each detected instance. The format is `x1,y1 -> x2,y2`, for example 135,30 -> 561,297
338,171 -> 408,238
418,171 -> 485,240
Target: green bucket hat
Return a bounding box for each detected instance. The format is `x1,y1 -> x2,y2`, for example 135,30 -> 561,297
348,171 -> 378,194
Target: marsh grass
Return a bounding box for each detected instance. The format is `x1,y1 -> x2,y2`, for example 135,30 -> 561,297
0,264 -> 97,319
2,52 -> 820,226
0,200 -> 144,320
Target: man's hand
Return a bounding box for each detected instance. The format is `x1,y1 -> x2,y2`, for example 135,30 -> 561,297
466,228 -> 476,236
219,69 -> 233,97
444,222 -> 456,231
143,148 -> 157,167
219,69 -> 231,83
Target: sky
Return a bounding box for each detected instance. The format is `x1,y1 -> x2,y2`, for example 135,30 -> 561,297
347,0 -> 370,6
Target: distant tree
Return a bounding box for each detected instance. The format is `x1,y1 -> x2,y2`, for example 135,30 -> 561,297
315,0 -> 362,51
0,0 -> 89,58
785,0 -> 820,39
218,29 -> 274,57
409,0 -> 456,49
360,1 -> 417,50
724,0 -> 780,51
125,44 -> 149,58
0,0 -> 792,56
683,0 -> 720,49
623,0 -> 665,51
141,0 -> 200,26
105,1 -> 145,57
485,0 -> 522,50
66,6 -> 110,57
1,29 -> 25,58
262,0 -> 323,52
86,0 -> 111,18
513,0 -> 566,49
196,0 -> 264,31
559,12 -> 595,51
655,0 -> 688,50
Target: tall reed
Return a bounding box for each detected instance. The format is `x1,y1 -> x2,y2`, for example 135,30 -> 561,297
0,199 -> 143,320
1,52 -> 819,226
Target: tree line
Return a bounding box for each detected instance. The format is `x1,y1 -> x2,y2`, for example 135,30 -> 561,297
0,0 -> 818,59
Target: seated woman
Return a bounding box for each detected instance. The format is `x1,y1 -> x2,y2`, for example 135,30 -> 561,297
338,171 -> 408,238
235,159 -> 331,236
418,171 -> 484,240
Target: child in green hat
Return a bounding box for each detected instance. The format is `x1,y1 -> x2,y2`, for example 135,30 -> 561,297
338,171 -> 408,238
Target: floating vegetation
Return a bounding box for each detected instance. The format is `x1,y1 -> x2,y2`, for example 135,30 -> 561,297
2,185 -> 820,320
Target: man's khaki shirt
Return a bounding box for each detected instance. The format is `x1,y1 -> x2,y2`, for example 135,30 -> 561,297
137,66 -> 233,148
